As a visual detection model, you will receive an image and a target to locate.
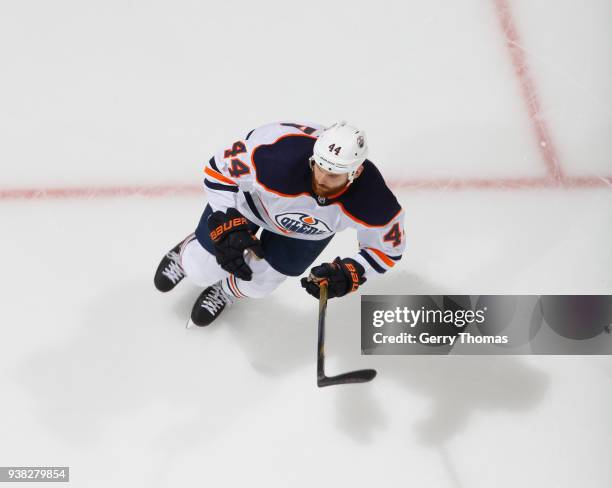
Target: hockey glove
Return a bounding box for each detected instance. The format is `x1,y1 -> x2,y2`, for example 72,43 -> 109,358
301,257 -> 366,299
208,208 -> 264,281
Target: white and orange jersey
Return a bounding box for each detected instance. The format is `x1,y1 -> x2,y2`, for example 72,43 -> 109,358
202,121 -> 406,277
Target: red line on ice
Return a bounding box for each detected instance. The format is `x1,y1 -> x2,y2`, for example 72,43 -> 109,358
0,184 -> 203,200
493,0 -> 564,182
1,176 -> 610,201
2,2 -> 610,202
394,176 -> 612,190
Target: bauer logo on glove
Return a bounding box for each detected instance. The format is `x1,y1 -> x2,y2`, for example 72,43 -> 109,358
210,216 -> 249,242
300,257 -> 366,299
207,208 -> 264,281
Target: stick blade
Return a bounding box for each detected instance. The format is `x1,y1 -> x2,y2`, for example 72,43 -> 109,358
317,369 -> 377,388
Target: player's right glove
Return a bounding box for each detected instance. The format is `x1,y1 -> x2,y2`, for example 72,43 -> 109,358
301,257 -> 366,299
207,208 -> 264,281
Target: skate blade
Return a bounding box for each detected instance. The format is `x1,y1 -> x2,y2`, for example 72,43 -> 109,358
186,318 -> 198,329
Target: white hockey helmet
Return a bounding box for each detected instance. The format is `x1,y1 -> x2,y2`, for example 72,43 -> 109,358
311,121 -> 368,182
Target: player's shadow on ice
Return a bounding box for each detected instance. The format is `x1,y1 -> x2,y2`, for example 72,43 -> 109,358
225,270 -> 549,447
15,271 -> 549,465
13,281 -> 273,450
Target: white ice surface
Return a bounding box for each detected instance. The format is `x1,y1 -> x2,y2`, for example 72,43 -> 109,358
1,1 -> 611,487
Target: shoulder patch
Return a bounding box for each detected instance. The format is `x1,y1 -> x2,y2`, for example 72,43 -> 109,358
335,160 -> 401,226
251,134 -> 315,196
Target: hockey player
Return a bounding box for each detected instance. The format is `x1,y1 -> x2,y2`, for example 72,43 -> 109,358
154,121 -> 406,327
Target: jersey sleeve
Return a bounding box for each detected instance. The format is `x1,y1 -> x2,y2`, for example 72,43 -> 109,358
352,209 -> 406,278
203,134 -> 256,212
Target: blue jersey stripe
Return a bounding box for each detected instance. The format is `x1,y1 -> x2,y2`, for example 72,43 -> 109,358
243,191 -> 265,223
204,178 -> 239,193
208,157 -> 221,173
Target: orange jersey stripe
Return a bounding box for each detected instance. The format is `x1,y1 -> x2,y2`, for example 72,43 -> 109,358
325,184 -> 351,200
204,167 -> 237,186
366,247 -> 395,267
335,202 -> 402,229
252,186 -> 402,229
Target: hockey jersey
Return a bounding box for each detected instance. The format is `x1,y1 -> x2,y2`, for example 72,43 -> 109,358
202,121 -> 406,277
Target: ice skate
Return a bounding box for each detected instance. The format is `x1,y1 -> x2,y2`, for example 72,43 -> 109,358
189,281 -> 234,327
154,240 -> 187,292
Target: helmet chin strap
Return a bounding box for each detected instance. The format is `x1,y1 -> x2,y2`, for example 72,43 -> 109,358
348,164 -> 365,183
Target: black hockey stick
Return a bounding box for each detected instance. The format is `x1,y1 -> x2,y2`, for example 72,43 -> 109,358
317,282 -> 377,387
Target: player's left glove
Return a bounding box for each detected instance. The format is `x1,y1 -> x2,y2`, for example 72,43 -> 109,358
301,257 -> 366,299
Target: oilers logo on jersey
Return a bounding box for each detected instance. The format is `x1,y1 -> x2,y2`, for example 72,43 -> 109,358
274,212 -> 332,236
